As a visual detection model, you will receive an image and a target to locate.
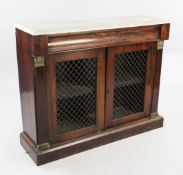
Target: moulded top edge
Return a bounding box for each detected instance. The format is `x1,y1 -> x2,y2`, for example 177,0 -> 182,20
15,16 -> 170,36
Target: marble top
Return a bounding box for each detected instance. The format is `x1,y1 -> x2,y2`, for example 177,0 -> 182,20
15,16 -> 169,36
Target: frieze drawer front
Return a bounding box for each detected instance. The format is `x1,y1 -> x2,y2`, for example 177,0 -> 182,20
15,16 -> 170,165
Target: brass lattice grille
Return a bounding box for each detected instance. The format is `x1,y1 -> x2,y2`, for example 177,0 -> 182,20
113,50 -> 148,119
56,58 -> 97,133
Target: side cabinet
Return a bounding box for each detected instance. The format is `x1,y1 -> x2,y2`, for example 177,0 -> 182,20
16,17 -> 170,165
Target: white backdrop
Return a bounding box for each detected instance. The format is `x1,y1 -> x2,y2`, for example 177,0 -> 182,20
0,0 -> 183,174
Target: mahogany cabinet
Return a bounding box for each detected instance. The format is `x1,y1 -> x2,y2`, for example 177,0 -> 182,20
15,16 -> 170,165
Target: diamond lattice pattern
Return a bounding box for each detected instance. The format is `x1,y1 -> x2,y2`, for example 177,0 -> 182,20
56,58 -> 97,133
113,50 -> 148,119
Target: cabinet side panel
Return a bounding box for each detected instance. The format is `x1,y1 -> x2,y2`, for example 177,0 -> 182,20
16,29 -> 37,143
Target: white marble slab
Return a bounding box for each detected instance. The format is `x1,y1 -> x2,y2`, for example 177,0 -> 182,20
15,16 -> 169,36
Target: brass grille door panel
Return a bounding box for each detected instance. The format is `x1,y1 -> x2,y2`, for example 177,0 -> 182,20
56,58 -> 97,133
105,43 -> 156,128
113,50 -> 147,119
48,49 -> 105,143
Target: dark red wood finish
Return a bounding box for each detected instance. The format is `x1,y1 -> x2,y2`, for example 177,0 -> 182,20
47,48 -> 105,143
31,36 -> 50,144
48,24 -> 165,53
16,29 -> 37,144
160,23 -> 170,40
151,48 -> 163,113
16,22 -> 170,165
105,42 -> 157,128
20,115 -> 164,165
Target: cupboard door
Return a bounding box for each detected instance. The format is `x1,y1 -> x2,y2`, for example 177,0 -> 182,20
48,49 -> 105,143
105,43 -> 156,128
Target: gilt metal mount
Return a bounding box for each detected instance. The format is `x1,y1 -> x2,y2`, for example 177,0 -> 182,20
34,56 -> 45,68
37,142 -> 50,151
157,41 -> 164,50
150,112 -> 159,117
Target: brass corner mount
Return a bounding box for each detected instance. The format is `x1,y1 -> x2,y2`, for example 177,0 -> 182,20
33,56 -> 45,68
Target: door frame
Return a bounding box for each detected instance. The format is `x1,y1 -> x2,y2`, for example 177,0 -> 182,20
47,48 -> 105,144
105,42 -> 157,129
